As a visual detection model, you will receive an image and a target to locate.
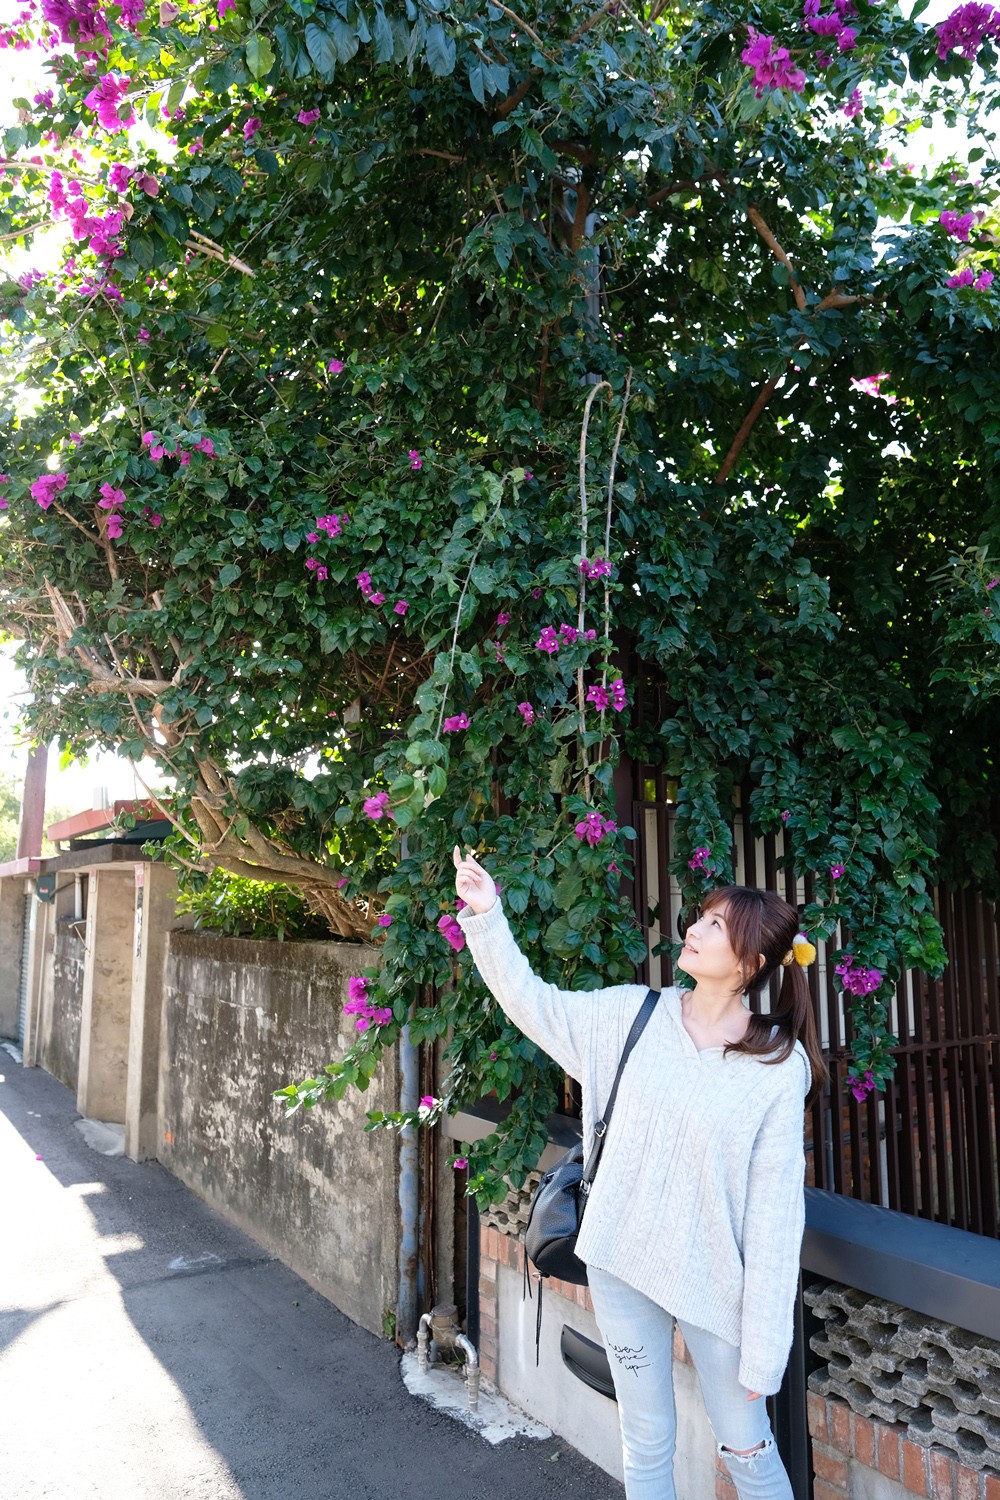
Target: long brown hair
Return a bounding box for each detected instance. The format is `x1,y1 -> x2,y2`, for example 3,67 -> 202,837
696,885 -> 828,1107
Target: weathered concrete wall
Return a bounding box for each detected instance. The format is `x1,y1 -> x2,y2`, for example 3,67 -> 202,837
0,878 -> 28,1040
77,868 -> 134,1122
160,932 -> 399,1338
34,876 -> 82,1092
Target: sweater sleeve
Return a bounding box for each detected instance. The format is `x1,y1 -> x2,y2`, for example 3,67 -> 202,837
737,1056 -> 809,1396
456,897 -> 624,1083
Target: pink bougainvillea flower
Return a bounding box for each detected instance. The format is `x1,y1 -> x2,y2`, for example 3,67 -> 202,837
523,469 -> 534,480
830,863 -> 846,879
363,790 -> 390,820
348,976 -> 369,1002
356,570 -> 373,598
575,810 -> 618,847
837,25 -> 857,46
408,450 -> 423,470
30,472 -> 68,510
559,623 -> 579,644
947,268 -> 975,288
243,116 -> 262,141
850,1069 -> 876,1102
298,108 -> 321,125
608,861 -> 621,874
83,74 -> 135,132
688,846 -> 712,871
496,611 -> 510,626
842,87 -> 863,119
437,913 -> 466,951
98,481 -> 126,510
586,683 -> 611,711
940,209 -> 977,241
517,701 -> 536,725
328,358 -> 344,372
835,957 -> 882,996
394,600 -> 409,615
781,809 -> 791,822
453,1157 -> 468,1170
108,162 -> 132,193
578,556 -> 613,580
536,626 -> 560,653
369,591 -> 386,606
741,28 -> 806,95
974,270 -> 995,289
419,1095 -> 438,1109
377,914 -> 393,927
218,0 -> 236,15
936,1 -> 1000,59
194,437 -> 215,455
443,713 -> 470,732
317,513 -> 342,535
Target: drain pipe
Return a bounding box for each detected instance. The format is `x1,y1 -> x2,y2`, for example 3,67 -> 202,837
417,1306 -> 480,1413
397,1018 -> 420,1347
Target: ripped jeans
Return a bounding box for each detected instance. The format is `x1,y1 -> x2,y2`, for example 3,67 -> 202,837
588,1266 -> 794,1500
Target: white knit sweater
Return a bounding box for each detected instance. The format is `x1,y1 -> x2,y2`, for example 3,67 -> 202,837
456,897 -> 810,1396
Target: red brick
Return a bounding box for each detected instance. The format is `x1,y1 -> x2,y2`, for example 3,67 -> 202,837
814,1480 -> 848,1500
487,1227 -> 501,1260
478,1281 -> 497,1311
582,1288 -> 594,1314
808,1392 -> 829,1445
479,1256 -> 497,1283
853,1414 -> 875,1470
877,1425 -> 902,1482
496,1233 -> 510,1266
512,1240 -> 524,1271
929,1450 -> 956,1500
812,1444 -> 849,1489
984,1476 -> 1000,1500
830,1402 -> 852,1453
903,1440 -> 929,1497
956,1466 -> 980,1500
479,1310 -> 497,1339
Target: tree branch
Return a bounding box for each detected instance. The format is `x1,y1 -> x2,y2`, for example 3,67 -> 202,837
747,205 -> 807,314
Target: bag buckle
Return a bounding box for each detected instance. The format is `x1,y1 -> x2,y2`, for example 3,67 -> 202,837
580,1180 -> 591,1195
593,1120 -> 607,1137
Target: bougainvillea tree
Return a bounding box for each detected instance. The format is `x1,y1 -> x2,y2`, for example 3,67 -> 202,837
0,0 -> 998,1200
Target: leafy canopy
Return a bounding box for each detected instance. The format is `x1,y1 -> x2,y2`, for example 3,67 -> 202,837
0,0 -> 998,1199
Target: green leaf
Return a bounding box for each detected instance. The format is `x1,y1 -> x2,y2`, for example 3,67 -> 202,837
219,563 -> 241,587
305,21 -> 338,77
424,21 -> 456,77
245,33 -> 276,79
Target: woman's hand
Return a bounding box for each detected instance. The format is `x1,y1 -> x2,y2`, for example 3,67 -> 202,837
453,845 -> 497,916
746,1391 -> 763,1402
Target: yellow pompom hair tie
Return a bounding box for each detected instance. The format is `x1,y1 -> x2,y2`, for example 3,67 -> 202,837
782,932 -> 817,968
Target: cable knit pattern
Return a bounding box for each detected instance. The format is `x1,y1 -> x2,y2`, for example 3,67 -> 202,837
456,897 -> 810,1396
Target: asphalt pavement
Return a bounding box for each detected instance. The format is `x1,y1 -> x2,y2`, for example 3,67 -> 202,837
0,1053 -> 619,1500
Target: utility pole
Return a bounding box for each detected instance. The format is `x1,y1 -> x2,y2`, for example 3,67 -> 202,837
16,743 -> 48,860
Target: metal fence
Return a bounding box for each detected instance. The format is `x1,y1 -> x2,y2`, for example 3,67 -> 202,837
626,762 -> 1000,1238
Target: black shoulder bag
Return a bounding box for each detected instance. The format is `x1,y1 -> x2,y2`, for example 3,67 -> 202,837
522,987 -> 659,1357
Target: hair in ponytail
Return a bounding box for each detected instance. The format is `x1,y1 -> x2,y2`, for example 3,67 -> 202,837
697,884 -> 828,1106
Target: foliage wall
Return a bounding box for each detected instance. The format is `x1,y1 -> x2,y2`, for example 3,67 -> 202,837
1,0 -> 999,1197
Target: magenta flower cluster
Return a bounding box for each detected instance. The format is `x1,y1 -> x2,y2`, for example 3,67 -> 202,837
343,975 -> 392,1032
363,790 -> 391,821
850,1069 -> 876,1102
517,701 -> 536,725
688,845 -> 712,872
578,556 -> 612,580
83,73 -> 135,132
98,481 -> 126,539
443,713 -> 470,732
142,431 -> 214,464
941,210 -> 977,241
835,956 -> 883,996
947,268 -> 993,289
536,623 -> 598,653
438,913 -> 466,952
935,1 -> 1000,58
574,810 -> 618,847
741,28 -> 806,95
585,678 -> 627,712
49,172 -> 124,265
803,0 -> 857,51
30,472 -> 67,509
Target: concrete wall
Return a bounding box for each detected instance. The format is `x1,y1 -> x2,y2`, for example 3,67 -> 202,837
160,931 -> 400,1338
35,880 -> 85,1089
77,868 -> 135,1122
0,878 -> 27,1040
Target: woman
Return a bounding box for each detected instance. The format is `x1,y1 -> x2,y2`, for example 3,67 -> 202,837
452,844 -> 827,1500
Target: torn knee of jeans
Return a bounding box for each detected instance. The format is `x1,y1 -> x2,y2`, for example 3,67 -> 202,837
719,1438 -> 771,1461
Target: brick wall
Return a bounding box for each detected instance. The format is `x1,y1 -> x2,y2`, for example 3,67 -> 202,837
806,1392 -> 1000,1500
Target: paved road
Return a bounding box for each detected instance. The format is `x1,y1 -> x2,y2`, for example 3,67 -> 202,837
0,1055 -> 618,1500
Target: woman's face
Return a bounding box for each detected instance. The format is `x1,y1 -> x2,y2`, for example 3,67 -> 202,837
679,901 -> 752,991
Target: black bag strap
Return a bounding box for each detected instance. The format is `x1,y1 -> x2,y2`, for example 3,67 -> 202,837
580,987 -> 659,1198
